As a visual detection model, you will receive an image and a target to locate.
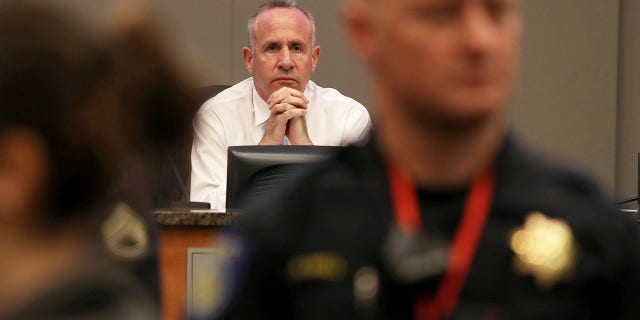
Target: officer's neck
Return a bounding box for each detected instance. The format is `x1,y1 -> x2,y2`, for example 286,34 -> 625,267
376,104 -> 505,190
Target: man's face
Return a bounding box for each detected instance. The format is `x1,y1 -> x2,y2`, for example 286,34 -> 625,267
244,8 -> 320,102
349,0 -> 521,123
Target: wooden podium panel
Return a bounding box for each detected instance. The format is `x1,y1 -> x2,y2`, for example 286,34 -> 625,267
159,226 -> 218,320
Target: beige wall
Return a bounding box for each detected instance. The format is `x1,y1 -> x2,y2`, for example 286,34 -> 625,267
37,0 -> 640,199
616,0 -> 640,200
512,0 -> 620,193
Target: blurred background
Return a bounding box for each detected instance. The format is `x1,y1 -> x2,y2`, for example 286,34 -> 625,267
34,0 -> 640,201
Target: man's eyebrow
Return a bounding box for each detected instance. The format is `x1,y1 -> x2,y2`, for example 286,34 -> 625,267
262,40 -> 281,47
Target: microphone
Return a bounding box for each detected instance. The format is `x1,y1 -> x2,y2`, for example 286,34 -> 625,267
617,197 -> 638,205
169,154 -> 189,202
168,154 -> 210,210
615,152 -> 640,208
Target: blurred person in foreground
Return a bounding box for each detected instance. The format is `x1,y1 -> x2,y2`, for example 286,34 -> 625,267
206,0 -> 640,319
0,2 -> 196,319
190,0 -> 371,212
107,1 -> 199,303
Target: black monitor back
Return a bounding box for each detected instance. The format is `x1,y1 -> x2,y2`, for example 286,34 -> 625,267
226,145 -> 341,211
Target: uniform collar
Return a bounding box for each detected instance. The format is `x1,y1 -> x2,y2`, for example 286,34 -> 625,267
252,79 -> 313,127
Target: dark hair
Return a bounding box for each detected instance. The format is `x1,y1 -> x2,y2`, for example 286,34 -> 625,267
0,2 -> 116,225
0,2 -> 197,226
109,12 -> 198,157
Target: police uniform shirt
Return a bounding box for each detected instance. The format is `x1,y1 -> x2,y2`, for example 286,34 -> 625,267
211,135 -> 640,320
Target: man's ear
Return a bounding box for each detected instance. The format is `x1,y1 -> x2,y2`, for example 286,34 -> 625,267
341,0 -> 376,62
311,45 -> 320,72
243,47 -> 254,75
0,128 -> 48,224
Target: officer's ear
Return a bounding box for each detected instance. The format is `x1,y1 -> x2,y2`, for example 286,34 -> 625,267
0,128 -> 48,225
341,0 -> 376,63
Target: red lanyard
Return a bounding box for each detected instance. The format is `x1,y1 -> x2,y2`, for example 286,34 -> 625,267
387,162 -> 495,320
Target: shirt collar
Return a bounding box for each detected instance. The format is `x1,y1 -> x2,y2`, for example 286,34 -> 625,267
252,84 -> 271,126
252,79 -> 313,127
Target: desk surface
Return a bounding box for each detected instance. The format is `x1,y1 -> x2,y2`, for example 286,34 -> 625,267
153,209 -> 235,227
154,208 -> 639,227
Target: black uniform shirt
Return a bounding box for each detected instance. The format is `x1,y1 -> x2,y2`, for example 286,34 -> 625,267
210,135 -> 640,320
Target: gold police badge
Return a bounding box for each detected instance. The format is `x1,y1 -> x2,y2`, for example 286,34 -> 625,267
510,212 -> 578,289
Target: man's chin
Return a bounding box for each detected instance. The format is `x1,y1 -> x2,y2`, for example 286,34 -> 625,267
445,103 -> 504,125
416,109 -> 495,133
446,90 -> 509,115
405,96 -> 505,131
272,79 -> 300,89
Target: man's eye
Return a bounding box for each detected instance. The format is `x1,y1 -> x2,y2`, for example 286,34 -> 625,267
415,4 -> 459,23
486,1 -> 508,22
291,44 -> 303,53
265,44 -> 279,52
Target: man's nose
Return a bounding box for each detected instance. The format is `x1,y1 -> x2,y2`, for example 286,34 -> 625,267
460,6 -> 501,53
277,47 -> 294,70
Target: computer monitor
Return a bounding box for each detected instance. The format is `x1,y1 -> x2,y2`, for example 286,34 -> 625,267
226,145 -> 342,211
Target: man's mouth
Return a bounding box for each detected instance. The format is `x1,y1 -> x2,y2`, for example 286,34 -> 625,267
456,70 -> 494,87
274,77 -> 297,82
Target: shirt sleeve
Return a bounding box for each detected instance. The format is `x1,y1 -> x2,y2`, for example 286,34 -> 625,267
190,108 -> 228,211
341,101 -> 372,146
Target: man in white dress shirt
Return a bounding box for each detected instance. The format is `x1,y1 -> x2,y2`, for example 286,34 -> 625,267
190,0 -> 371,211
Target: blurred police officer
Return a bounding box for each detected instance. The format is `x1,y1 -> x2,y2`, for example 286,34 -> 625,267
208,0 -> 640,319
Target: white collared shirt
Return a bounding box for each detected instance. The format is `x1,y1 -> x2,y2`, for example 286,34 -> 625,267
190,77 -> 371,211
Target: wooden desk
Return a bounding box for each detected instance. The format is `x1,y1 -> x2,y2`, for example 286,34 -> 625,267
155,210 -> 235,320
